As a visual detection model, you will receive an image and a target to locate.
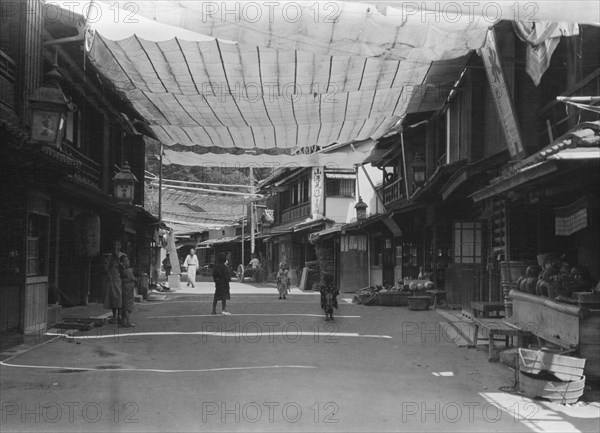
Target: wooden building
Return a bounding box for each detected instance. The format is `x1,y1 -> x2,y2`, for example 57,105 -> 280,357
333,21 -> 599,309
0,0 -> 157,338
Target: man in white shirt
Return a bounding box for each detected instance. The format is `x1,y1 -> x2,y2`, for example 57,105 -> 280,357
184,248 -> 199,288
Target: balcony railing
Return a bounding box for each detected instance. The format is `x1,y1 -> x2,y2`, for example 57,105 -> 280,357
0,49 -> 16,110
64,143 -> 101,188
382,177 -> 404,205
280,202 -> 311,223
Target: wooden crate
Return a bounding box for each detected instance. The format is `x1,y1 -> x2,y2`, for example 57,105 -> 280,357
377,292 -> 409,306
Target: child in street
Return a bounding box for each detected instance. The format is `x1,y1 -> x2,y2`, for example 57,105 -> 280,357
318,273 -> 339,321
119,255 -> 136,327
276,262 -> 290,299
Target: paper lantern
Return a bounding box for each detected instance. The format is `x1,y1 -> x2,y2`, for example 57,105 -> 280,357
74,212 -> 101,257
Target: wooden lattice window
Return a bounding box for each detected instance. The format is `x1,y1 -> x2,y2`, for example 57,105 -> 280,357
453,222 -> 482,264
325,178 -> 355,197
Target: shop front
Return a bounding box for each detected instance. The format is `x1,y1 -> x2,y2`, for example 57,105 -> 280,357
471,122 -> 600,381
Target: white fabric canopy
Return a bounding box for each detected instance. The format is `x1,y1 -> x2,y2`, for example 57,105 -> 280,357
76,1 -> 596,166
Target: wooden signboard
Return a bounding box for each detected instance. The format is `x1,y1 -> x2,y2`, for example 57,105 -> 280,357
480,28 -> 526,160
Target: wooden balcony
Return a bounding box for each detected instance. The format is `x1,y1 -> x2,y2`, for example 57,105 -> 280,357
64,143 -> 101,188
383,177 -> 404,205
280,202 -> 311,223
540,69 -> 600,145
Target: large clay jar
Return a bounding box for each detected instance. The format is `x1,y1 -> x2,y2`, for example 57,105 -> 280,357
535,279 -> 547,296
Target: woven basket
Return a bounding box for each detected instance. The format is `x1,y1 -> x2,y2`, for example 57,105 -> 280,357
377,292 -> 409,306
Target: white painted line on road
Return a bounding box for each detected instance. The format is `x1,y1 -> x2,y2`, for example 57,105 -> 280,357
146,313 -> 361,319
0,361 -> 317,374
45,331 -> 391,339
143,300 -> 326,305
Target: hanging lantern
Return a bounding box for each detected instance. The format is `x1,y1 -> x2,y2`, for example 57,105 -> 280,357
27,65 -> 74,148
412,153 -> 426,187
112,161 -> 138,203
355,196 -> 368,221
74,212 -> 101,257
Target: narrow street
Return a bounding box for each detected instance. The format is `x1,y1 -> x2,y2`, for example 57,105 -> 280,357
1,281 -> 598,432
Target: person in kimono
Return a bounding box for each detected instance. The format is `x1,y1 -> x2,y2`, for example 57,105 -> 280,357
103,239 -> 124,323
119,255 -> 136,327
184,248 -> 199,288
276,262 -> 290,299
212,252 -> 231,315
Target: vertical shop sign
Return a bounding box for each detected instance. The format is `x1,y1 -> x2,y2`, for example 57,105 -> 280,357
481,28 -> 526,159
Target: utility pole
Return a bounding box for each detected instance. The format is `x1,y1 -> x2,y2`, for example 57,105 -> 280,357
250,166 -> 255,255
158,142 -> 163,221
241,203 -> 245,273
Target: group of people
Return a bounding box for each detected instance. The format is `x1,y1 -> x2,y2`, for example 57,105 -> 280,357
103,240 -> 135,327
105,243 -> 339,321
209,254 -> 339,320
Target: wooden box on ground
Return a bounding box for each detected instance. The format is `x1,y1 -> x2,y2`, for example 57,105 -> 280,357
510,290 -> 600,384
408,296 -> 430,311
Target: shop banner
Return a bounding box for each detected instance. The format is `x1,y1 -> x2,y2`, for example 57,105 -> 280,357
555,197 -> 588,236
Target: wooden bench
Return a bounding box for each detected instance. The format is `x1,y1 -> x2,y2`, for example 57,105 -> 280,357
471,301 -> 506,318
471,318 -> 532,362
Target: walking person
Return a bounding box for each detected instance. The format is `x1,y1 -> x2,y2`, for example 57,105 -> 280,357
103,239 -> 124,323
318,273 -> 339,321
212,252 -> 231,315
276,262 -> 290,299
162,253 -> 172,277
248,254 -> 261,282
119,255 -> 136,327
184,248 -> 199,288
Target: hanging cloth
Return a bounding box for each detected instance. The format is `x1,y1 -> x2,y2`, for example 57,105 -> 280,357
513,21 -> 579,86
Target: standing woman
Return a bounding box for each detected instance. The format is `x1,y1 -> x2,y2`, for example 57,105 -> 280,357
212,252 -> 231,315
184,248 -> 199,288
104,239 -> 124,323
119,255 -> 136,327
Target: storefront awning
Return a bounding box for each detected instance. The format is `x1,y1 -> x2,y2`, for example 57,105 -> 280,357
309,225 -> 344,243
470,121 -> 600,202
198,236 -> 240,247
